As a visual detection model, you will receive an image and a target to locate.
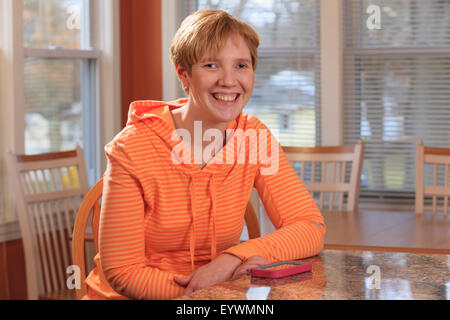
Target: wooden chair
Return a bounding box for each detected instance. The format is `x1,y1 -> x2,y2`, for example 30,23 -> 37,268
72,178 -> 102,299
282,139 -> 364,212
6,145 -> 90,300
72,177 -> 261,299
415,139 -> 450,215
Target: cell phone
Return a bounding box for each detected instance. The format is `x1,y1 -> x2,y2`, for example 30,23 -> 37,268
250,261 -> 312,279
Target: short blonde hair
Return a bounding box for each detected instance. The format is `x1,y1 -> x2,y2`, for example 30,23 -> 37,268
170,9 -> 259,74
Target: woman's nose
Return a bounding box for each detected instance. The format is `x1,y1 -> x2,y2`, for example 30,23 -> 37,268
218,68 -> 236,87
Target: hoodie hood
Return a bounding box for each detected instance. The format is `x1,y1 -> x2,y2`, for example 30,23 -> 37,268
126,98 -> 242,132
126,98 -> 188,127
125,99 -> 243,169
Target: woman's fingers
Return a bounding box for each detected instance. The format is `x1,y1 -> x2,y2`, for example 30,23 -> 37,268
232,263 -> 258,279
175,255 -> 270,294
184,283 -> 195,295
231,256 -> 270,280
231,265 -> 249,279
181,253 -> 242,295
173,274 -> 193,288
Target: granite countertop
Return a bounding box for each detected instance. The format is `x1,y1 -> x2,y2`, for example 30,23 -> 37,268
177,250 -> 450,300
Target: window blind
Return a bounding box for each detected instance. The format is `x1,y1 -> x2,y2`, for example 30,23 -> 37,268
179,0 -> 321,146
343,0 -> 450,196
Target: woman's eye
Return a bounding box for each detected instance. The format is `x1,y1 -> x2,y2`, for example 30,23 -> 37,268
205,63 -> 217,68
237,63 -> 248,69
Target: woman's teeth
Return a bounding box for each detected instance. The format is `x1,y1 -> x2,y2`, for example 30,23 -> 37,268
213,94 -> 237,101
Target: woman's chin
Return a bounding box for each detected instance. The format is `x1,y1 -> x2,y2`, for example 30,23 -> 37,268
212,103 -> 245,122
213,109 -> 242,124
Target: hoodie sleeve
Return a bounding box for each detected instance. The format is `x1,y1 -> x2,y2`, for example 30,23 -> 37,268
98,135 -> 184,300
222,124 -> 326,263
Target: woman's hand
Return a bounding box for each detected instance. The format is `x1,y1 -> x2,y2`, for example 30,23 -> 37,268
173,253 -> 242,295
231,256 -> 269,280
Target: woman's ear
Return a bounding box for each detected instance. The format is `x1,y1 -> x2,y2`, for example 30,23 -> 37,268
175,64 -> 189,88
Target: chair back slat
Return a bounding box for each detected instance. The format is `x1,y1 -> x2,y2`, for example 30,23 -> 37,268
29,203 -> 50,293
416,139 -> 450,215
47,205 -> 60,291
44,201 -> 64,291
283,139 -> 364,212
38,202 -> 60,292
311,161 -> 316,184
329,162 -> 336,210
300,161 -> 305,180
433,164 -> 438,213
54,199 -> 71,287
338,161 -> 346,211
445,165 -> 449,213
7,146 -> 89,299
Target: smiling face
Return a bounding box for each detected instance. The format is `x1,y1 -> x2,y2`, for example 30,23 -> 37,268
176,34 -> 255,127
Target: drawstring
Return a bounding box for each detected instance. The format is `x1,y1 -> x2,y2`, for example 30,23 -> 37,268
188,178 -> 197,271
188,174 -> 218,272
209,176 -> 217,261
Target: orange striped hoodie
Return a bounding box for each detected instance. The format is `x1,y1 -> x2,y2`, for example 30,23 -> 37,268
84,99 -> 325,300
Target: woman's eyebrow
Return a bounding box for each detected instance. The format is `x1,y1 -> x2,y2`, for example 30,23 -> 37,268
198,57 -> 216,63
237,58 -> 252,64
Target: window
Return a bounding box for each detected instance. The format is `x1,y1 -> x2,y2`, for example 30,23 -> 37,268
23,0 -> 99,184
179,0 -> 321,146
343,0 -> 450,198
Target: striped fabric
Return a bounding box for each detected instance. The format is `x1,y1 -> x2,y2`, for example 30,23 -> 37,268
84,99 -> 326,300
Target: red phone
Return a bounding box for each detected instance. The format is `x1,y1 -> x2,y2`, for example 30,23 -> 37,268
250,261 -> 312,279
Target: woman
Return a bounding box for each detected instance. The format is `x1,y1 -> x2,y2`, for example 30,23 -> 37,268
83,9 -> 325,300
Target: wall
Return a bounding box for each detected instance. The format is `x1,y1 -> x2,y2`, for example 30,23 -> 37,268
120,0 -> 163,128
0,240 -> 27,299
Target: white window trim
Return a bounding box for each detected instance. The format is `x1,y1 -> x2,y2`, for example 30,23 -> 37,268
320,0 -> 344,146
0,0 -> 121,233
0,0 -> 25,224
161,0 -> 180,101
92,0 -> 122,181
